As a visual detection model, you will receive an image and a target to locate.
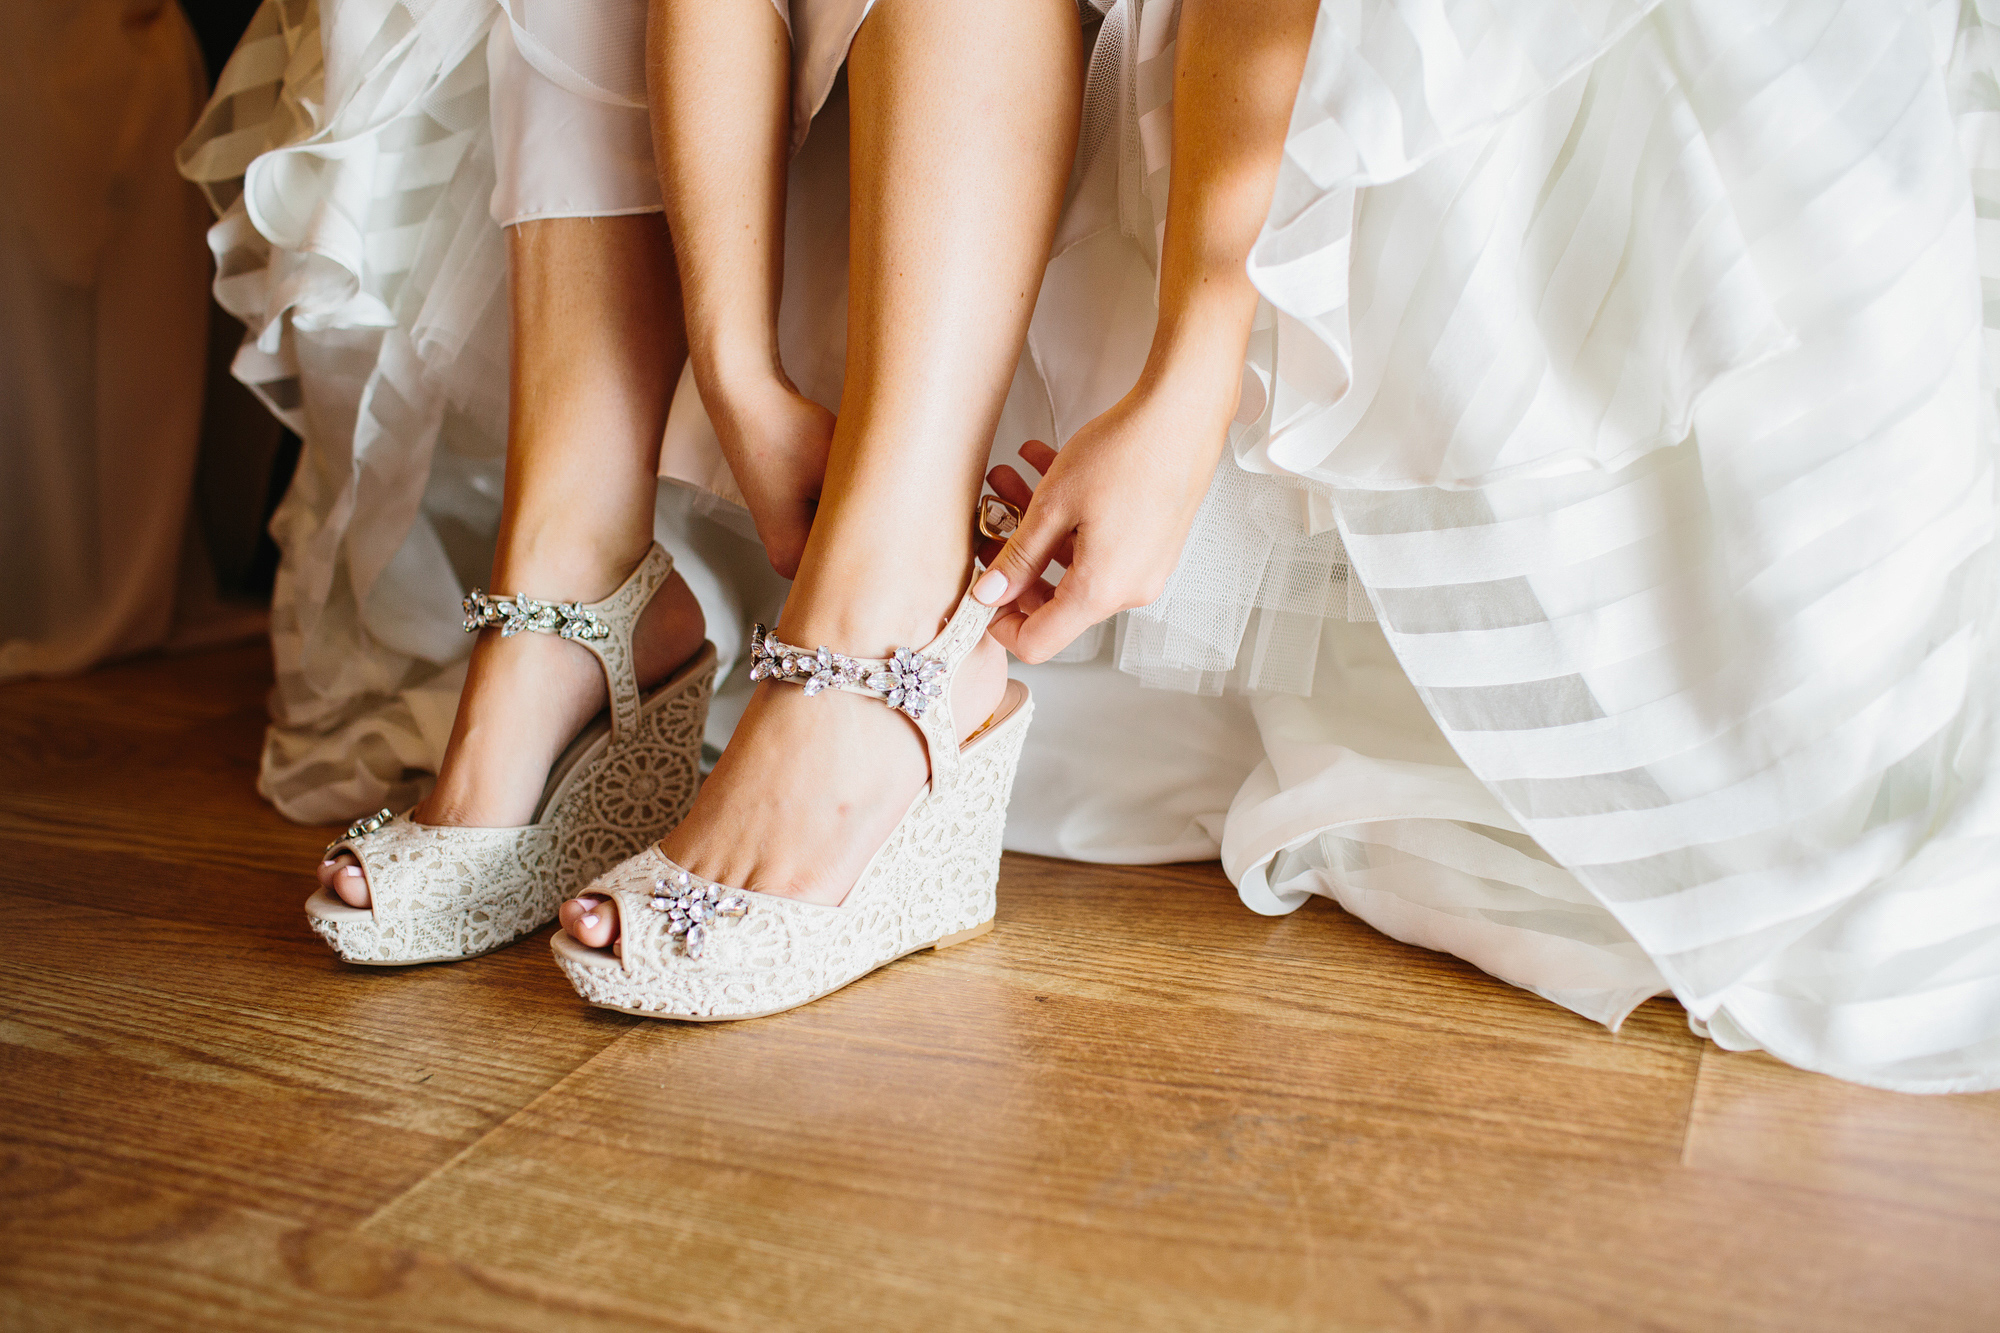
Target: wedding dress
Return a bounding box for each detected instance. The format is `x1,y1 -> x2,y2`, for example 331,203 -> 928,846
182,0 -> 2000,1091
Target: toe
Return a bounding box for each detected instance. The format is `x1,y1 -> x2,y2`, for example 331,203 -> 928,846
560,893 -> 620,950
323,853 -> 371,908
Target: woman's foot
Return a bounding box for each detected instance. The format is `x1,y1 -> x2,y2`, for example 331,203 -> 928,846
317,556 -> 708,908
557,593 -> 1009,951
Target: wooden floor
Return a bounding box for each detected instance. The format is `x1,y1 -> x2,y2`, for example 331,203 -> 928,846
3,643 -> 1999,1331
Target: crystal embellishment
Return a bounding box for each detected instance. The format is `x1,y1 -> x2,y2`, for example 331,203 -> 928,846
462,590 -> 608,641
747,625 -> 782,682
751,626 -> 945,720
748,627 -> 865,696
869,648 -> 948,721
344,808 -> 392,841
328,806 -> 393,857
648,868 -> 749,959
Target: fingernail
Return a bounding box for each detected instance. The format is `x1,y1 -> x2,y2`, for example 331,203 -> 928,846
972,569 -> 1007,605
581,913 -> 599,929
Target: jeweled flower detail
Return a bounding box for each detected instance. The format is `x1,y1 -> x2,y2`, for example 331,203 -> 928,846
648,868 -> 749,958
869,647 -> 947,720
463,591 -> 607,641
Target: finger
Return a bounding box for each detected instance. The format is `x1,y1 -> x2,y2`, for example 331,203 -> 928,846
986,464 -> 1037,512
972,492 -> 1071,607
984,575 -> 1060,657
1008,574 -> 1113,665
986,467 -> 1075,570
982,455 -> 1069,571
1018,439 -> 1058,475
986,605 -> 1030,657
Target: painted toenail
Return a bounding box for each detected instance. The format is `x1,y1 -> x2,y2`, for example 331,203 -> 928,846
581,914 -> 599,929
341,865 -> 363,877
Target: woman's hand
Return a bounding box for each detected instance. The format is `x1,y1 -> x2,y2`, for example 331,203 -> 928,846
971,0 -> 1314,662
703,372 -> 835,580
972,380 -> 1235,663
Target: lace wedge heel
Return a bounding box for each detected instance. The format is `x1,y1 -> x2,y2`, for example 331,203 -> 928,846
551,566 -> 1032,1020
305,545 -> 716,965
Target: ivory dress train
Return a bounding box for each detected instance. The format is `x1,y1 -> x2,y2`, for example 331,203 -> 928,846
183,0 -> 2000,1090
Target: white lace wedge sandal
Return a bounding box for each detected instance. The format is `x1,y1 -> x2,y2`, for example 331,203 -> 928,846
305,544 -> 717,965
550,571 -> 1033,1020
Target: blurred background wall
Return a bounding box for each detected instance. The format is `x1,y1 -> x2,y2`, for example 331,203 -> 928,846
1,0 -> 289,680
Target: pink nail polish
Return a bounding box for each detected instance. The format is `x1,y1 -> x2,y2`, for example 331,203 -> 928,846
581,914 -> 599,929
972,569 -> 1007,605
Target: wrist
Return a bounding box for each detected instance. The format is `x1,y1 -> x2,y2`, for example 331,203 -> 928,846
1141,275 -> 1259,421
1134,335 -> 1251,432
689,334 -> 787,401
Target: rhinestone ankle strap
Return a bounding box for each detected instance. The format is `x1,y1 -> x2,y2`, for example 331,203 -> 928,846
747,504 -> 1007,783
747,631 -> 947,721
462,591 -> 610,641
457,544 -> 675,745
745,579 -> 997,791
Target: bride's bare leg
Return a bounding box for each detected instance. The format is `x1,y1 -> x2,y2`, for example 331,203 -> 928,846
320,215 -> 707,906
650,0 -> 834,578
561,0 -> 1082,944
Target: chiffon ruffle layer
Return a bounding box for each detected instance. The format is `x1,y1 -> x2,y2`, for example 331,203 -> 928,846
183,0 -> 2000,1089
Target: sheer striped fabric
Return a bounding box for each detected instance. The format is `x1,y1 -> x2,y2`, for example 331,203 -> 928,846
1247,0 -> 2000,1089
178,0 -> 511,821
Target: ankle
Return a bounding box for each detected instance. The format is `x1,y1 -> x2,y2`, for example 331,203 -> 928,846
780,547 -> 976,656
490,530 -> 655,604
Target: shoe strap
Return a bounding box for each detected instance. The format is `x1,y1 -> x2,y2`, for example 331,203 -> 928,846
462,543 -> 674,745
748,580 -> 995,791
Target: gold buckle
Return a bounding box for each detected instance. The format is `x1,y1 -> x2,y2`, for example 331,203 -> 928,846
977,495 -> 1021,542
